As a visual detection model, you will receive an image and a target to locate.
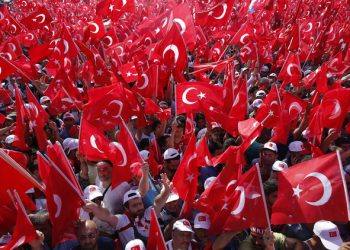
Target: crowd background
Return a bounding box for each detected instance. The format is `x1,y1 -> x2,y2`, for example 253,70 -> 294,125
1,0 -> 350,249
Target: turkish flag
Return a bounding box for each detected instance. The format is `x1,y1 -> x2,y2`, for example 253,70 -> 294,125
154,24 -> 187,73
37,152 -> 84,246
46,142 -> 83,195
111,118 -> 143,188
175,82 -> 224,114
1,190 -> 38,250
281,92 -> 308,122
173,134 -> 199,206
147,208 -> 166,250
2,149 -> 28,169
12,86 -> 29,151
228,77 -> 248,120
0,55 -> 17,81
201,104 -> 239,137
195,152 -> 241,218
85,17 -> 106,41
210,165 -> 269,234
315,63 -> 329,94
320,88 -> 350,130
195,135 -> 213,167
78,117 -> 110,161
238,118 -> 263,152
229,22 -> 254,46
287,23 -> 300,52
278,52 -> 302,86
20,6 -> 52,30
120,62 -> 138,83
195,0 -> 234,27
255,86 -> 281,128
132,65 -> 158,98
171,3 -> 197,49
272,153 -> 350,225
25,85 -> 49,151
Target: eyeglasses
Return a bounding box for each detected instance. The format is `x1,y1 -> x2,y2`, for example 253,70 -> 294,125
79,233 -> 97,240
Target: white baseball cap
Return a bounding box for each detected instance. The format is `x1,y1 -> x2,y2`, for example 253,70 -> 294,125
139,150 -> 150,161
194,213 -> 210,230
204,176 -> 216,190
83,185 -> 103,201
313,221 -> 343,250
263,142 -> 278,153
123,190 -> 141,204
288,141 -> 304,152
125,239 -> 145,250
256,90 -> 266,98
252,99 -> 263,108
166,192 -> 180,203
39,96 -> 51,104
272,161 -> 288,172
173,219 -> 194,233
163,148 -> 180,160
63,138 -> 79,154
5,134 -> 18,145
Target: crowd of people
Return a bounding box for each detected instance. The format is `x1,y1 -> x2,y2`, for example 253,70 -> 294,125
1,0 -> 350,249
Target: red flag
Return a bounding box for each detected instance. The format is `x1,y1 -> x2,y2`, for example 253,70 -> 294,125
111,118 -> 143,188
175,82 -> 224,114
210,165 -> 269,234
195,135 -> 213,167
255,86 -> 281,128
25,85 -> 49,151
195,152 -> 241,217
315,64 -> 329,94
154,24 -> 187,74
37,152 -> 84,246
229,22 -> 254,46
320,88 -> 350,130
120,62 -> 138,83
78,117 -> 110,161
272,153 -> 350,224
0,190 -> 38,250
12,86 -> 28,151
228,77 -> 248,120
171,3 -> 197,49
195,0 -> 234,27
20,6 -> 52,30
0,56 -> 17,81
132,65 -> 158,98
278,52 -> 302,86
173,134 -> 198,206
238,118 -> 263,152
85,17 -> 106,41
147,208 -> 166,250
281,92 -> 308,122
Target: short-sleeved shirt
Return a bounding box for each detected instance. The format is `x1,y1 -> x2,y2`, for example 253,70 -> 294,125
115,206 -> 153,247
165,239 -> 193,250
238,232 -> 286,250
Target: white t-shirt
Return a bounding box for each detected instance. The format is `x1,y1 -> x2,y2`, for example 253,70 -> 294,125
165,240 -> 192,250
115,206 -> 153,247
95,179 -> 131,214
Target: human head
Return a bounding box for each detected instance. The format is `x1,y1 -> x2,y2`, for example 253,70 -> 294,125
313,221 -> 343,250
172,219 -> 194,250
194,213 -> 210,243
288,141 -> 306,165
250,227 -> 267,247
260,142 -> 278,168
263,180 -> 278,212
172,115 -> 186,139
125,239 -> 146,250
163,148 -> 180,179
77,220 -> 99,250
63,112 -> 76,128
123,190 -> 145,217
84,185 -> 103,206
96,161 -> 113,184
164,192 -> 181,214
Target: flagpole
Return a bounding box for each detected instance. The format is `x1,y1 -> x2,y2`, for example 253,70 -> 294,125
336,150 -> 350,221
0,148 -> 45,192
256,164 -> 275,250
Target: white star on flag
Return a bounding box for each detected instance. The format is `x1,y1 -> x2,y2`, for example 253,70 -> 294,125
186,174 -> 194,183
97,69 -> 103,76
197,92 -> 206,99
293,185 -> 302,198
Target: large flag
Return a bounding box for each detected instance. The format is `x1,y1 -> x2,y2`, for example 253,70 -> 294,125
210,165 -> 270,234
37,152 -> 84,246
175,82 -> 224,114
272,152 -> 350,224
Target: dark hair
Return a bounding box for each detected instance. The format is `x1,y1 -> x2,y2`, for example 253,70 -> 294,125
208,140 -> 223,155
175,115 -> 186,128
138,138 -> 150,151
